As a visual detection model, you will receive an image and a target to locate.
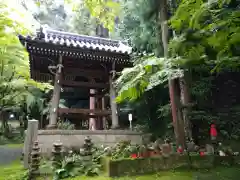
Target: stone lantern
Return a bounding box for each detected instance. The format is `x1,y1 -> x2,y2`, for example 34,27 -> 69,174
162,139 -> 172,157
80,136 -> 93,161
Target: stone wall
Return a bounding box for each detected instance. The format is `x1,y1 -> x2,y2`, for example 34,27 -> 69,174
37,130 -> 151,155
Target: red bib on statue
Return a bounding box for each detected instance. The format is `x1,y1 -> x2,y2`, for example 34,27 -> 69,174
210,124 -> 217,137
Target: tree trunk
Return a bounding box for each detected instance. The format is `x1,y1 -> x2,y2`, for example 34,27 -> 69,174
179,71 -> 192,140
0,111 -> 9,137
109,75 -> 119,129
159,0 -> 185,147
175,79 -> 186,148
168,79 -> 179,143
48,55 -> 63,129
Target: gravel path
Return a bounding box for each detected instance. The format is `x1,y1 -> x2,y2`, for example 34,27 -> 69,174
0,146 -> 22,165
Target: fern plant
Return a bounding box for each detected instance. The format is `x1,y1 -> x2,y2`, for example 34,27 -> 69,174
169,0 -> 240,71
115,54 -> 183,102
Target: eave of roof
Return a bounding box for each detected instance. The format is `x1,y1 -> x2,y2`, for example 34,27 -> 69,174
19,27 -> 132,55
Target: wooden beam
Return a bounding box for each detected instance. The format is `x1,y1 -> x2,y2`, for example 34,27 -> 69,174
62,113 -> 104,118
31,71 -> 107,82
58,108 -> 111,116
62,87 -> 108,95
63,68 -> 107,78
62,80 -> 108,88
89,93 -> 106,98
64,94 -> 104,99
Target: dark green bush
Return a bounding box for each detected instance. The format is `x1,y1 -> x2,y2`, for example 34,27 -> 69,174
104,154 -> 238,177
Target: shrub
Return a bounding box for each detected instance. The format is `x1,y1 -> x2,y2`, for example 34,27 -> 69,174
110,141 -> 139,160
57,120 -> 75,130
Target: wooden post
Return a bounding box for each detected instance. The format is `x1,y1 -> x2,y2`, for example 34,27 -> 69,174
23,120 -> 39,169
102,96 -> 106,129
109,75 -> 119,129
89,89 -> 96,130
96,95 -> 103,130
47,55 -> 63,129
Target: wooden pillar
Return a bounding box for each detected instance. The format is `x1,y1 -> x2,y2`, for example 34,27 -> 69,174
102,96 -> 107,129
96,96 -> 103,130
89,89 -> 96,130
109,76 -> 119,129
47,55 -> 63,129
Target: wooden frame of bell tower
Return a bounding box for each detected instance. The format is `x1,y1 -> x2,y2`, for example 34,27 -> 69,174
19,27 -> 132,130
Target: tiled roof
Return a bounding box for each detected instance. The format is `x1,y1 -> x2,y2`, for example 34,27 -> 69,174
19,27 -> 132,55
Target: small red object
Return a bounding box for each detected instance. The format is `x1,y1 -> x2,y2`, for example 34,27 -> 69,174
131,154 -> 138,159
210,124 -> 217,137
200,151 -> 205,156
177,146 -> 183,153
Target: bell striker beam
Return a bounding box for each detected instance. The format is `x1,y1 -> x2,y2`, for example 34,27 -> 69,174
47,55 -> 63,129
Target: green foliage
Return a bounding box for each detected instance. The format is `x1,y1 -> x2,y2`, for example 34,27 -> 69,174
69,1 -> 97,36
84,0 -> 120,32
114,0 -> 240,142
115,55 -> 183,102
0,161 -> 29,180
116,0 -> 240,99
217,106 -> 240,140
57,120 -> 75,130
64,0 -> 120,32
157,103 -> 173,137
32,0 -> 70,31
49,150 -> 103,179
128,86 -> 171,138
53,155 -> 82,179
42,99 -> 67,121
116,0 -> 162,54
169,0 -> 240,71
0,0 -> 52,136
105,141 -> 139,160
1,160 -> 240,180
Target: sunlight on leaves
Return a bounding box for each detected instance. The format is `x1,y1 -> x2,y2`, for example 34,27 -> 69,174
64,0 -> 120,31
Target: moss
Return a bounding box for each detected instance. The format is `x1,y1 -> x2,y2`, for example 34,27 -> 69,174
0,161 -> 27,180
0,143 -> 24,148
1,159 -> 239,180
105,154 -> 238,177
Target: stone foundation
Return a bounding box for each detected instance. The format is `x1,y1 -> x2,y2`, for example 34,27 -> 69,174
37,130 -> 151,156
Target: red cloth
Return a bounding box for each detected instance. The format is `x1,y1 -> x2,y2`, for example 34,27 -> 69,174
177,146 -> 183,153
131,154 -> 138,159
210,124 -> 217,137
200,151 -> 205,156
